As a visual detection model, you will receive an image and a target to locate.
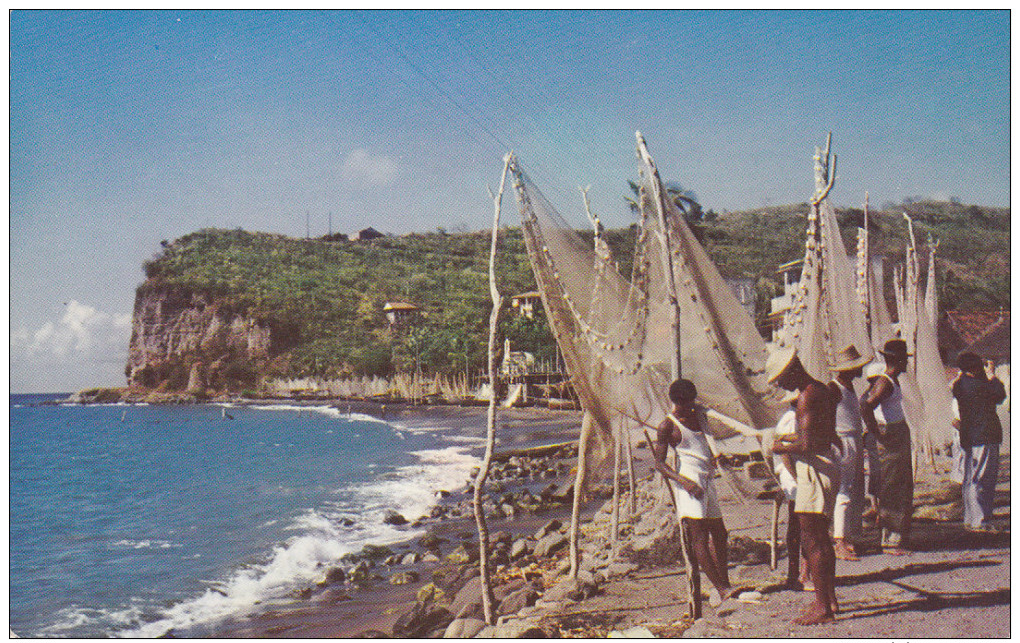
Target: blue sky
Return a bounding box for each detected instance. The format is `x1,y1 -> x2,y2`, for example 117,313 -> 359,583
9,10 -> 1010,393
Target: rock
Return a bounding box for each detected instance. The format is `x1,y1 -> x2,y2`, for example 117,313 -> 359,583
339,517 -> 356,527
492,530 -> 512,546
510,538 -> 532,560
497,585 -> 541,615
500,503 -> 517,518
420,532 -> 447,551
416,583 -> 446,605
401,552 -> 420,565
534,519 -> 562,540
533,533 -> 569,558
493,619 -> 547,638
446,544 -> 478,564
421,552 -> 441,563
383,510 -> 408,526
608,626 -> 656,638
541,575 -> 597,603
389,570 -> 420,585
745,461 -> 771,479
552,481 -> 575,502
383,554 -> 401,566
449,576 -> 483,616
316,587 -> 353,604
361,544 -> 394,560
320,566 -> 346,585
352,629 -> 389,638
392,603 -> 454,638
605,562 -> 639,578
444,618 -> 487,638
347,561 -> 373,582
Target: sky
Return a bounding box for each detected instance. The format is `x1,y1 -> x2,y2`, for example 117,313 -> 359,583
8,9 -> 1011,393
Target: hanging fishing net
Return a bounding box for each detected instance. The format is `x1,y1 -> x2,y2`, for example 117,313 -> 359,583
778,141 -> 875,382
508,133 -> 778,472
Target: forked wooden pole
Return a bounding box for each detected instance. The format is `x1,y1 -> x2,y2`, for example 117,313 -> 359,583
472,153 -> 511,626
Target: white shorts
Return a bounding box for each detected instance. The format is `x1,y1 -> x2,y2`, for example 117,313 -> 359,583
670,472 -> 722,520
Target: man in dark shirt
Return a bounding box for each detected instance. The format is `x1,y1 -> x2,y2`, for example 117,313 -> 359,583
952,352 -> 1007,532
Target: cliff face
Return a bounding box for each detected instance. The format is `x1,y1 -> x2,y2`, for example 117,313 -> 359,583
127,287 -> 273,393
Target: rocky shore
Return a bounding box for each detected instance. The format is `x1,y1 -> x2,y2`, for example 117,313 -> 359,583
204,412 -> 1009,639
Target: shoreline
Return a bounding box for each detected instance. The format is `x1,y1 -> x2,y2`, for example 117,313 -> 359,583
196,403 -> 591,638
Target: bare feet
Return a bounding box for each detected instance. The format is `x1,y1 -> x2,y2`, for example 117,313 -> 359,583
708,585 -> 742,606
834,539 -> 859,561
794,603 -> 835,625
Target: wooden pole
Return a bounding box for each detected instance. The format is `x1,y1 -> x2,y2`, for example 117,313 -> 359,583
625,420 -> 637,515
769,495 -> 782,570
472,153 -> 511,626
643,427 -> 700,619
570,411 -> 595,577
611,420 -> 622,548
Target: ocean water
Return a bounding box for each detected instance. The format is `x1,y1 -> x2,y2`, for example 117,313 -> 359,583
9,394 -> 484,638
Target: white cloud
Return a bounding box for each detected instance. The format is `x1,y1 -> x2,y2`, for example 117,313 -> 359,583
13,300 -> 132,358
339,149 -> 399,188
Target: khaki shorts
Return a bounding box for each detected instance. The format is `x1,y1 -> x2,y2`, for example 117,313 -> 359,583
794,454 -> 838,516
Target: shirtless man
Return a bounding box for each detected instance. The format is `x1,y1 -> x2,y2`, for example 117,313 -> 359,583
768,347 -> 841,625
652,378 -> 737,607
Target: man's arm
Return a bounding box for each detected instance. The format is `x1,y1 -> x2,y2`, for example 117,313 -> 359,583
860,376 -> 893,435
773,384 -> 821,456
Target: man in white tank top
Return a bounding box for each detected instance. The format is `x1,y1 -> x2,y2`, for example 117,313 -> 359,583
828,345 -> 871,561
652,379 -> 737,607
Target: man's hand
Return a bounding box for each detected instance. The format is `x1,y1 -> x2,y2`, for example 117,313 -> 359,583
682,480 -> 704,499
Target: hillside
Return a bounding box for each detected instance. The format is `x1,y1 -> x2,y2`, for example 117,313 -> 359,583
128,200 -> 1009,393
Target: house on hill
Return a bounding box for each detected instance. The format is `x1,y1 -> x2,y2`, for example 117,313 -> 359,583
352,227 -> 384,241
383,302 -> 420,327
510,291 -> 542,319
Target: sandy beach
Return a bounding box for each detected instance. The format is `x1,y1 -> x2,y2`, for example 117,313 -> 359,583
192,403 -> 1011,639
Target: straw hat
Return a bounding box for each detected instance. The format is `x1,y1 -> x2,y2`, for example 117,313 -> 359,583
829,345 -> 872,372
766,345 -> 798,384
878,339 -> 911,360
864,361 -> 886,380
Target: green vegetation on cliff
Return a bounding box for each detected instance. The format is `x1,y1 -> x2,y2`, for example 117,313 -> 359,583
137,199 -> 1008,386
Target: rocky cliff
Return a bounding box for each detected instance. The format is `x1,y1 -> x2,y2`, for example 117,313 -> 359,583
127,286 -> 274,394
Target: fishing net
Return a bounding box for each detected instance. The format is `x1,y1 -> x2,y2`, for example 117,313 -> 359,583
508,134 -> 778,472
778,142 -> 875,382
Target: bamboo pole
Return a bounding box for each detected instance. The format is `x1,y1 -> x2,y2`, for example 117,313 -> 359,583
472,153 -> 511,626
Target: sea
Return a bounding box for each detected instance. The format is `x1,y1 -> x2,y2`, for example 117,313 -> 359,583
9,394 -> 487,638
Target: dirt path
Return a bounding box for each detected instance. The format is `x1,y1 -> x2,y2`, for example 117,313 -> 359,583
522,453 -> 1011,638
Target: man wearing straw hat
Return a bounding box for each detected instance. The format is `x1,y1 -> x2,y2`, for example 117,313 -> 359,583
828,345 -> 871,561
768,346 -> 841,625
860,339 -> 914,555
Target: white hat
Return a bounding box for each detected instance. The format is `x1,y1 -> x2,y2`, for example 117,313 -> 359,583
766,345 -> 798,384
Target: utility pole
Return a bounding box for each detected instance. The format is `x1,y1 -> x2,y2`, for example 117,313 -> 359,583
306,211 -> 310,239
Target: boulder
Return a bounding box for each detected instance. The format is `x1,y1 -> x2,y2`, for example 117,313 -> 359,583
446,544 -> 478,564
510,538 -> 532,560
420,532 -> 447,551
492,619 -> 547,638
383,510 -> 408,526
416,583 -> 446,605
347,561 -> 372,582
497,585 -> 541,616
449,577 -> 484,618
401,552 -> 421,565
533,533 -> 568,558
361,544 -> 394,560
389,570 -> 420,585
320,566 -> 345,586
443,618 -> 487,639
392,603 -> 453,638
491,530 -> 514,547
534,519 -> 562,540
